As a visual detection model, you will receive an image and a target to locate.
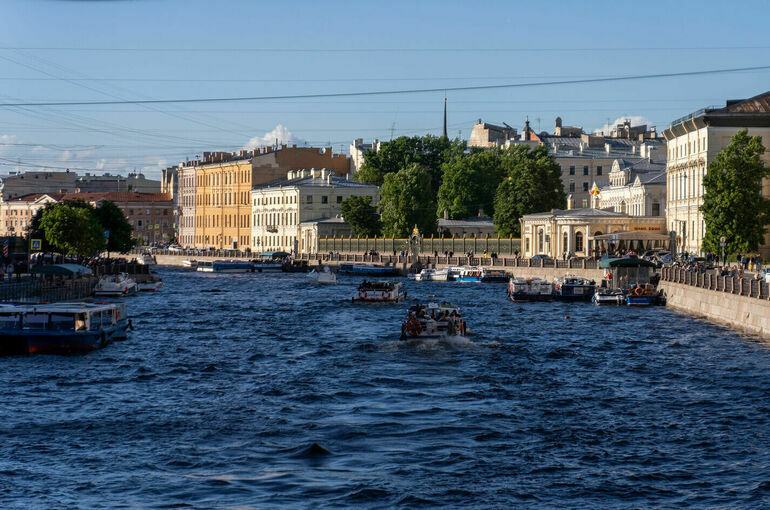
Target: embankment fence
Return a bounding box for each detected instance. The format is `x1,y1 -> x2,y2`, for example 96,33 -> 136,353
662,267 -> 770,300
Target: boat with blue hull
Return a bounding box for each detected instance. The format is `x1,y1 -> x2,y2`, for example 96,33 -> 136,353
0,302 -> 130,354
553,275 -> 596,302
197,260 -> 252,273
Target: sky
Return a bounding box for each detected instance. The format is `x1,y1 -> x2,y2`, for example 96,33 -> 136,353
0,0 -> 769,178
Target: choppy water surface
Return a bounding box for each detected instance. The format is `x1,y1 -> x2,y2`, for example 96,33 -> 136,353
2,267 -> 770,508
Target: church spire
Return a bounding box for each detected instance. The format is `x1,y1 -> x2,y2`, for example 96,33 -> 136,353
442,93 -> 448,139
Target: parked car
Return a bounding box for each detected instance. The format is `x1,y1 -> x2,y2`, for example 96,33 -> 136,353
167,245 -> 183,253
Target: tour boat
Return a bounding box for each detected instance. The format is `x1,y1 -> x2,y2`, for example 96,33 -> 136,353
415,268 -> 451,281
137,274 -> 163,292
507,277 -> 553,302
136,252 -> 157,266
197,260 -> 252,273
352,280 -> 405,303
454,267 -> 484,282
307,266 -> 337,284
592,288 -> 627,305
400,302 -> 467,341
252,260 -> 283,272
0,302 -> 130,354
182,259 -> 198,269
553,275 -> 596,302
94,273 -> 138,297
338,263 -> 399,276
480,269 -> 509,283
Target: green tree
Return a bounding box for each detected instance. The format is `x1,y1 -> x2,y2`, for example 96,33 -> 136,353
357,135 -> 466,195
38,203 -> 106,256
340,196 -> 381,237
93,200 -> 137,253
437,148 -> 505,219
379,163 -> 437,238
493,144 -> 566,237
28,199 -> 94,252
701,129 -> 770,255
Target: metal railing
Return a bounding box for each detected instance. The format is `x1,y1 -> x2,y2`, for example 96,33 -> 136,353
0,276 -> 98,303
296,252 -> 599,270
661,267 -> 770,300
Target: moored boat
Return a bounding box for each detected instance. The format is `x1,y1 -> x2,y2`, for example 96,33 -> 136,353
197,260 -> 252,273
307,266 -> 337,284
352,280 -> 405,302
480,268 -> 509,283
592,288 -> 627,305
138,274 -> 163,292
454,267 -> 484,282
182,259 -> 198,269
400,302 -> 467,341
415,268 -> 450,281
94,273 -> 138,297
553,275 -> 596,302
338,263 -> 399,277
626,283 -> 660,306
507,277 -> 553,302
0,302 -> 130,354
136,252 -> 157,265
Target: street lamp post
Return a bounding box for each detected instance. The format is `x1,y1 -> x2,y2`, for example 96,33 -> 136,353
720,236 -> 727,266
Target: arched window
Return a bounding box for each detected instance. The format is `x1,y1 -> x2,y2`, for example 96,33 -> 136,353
575,231 -> 584,252
594,230 -> 603,236
563,232 -> 568,252
538,229 -> 544,252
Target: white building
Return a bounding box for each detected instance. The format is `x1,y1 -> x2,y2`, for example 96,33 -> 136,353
662,91 -> 770,257
594,159 -> 666,217
250,168 -> 379,254
0,193 -> 62,237
349,139 -> 380,173
178,162 -> 197,247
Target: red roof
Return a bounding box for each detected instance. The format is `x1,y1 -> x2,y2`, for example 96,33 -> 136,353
9,193 -> 66,202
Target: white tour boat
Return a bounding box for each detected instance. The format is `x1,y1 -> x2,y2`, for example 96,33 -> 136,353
182,259 -> 198,269
415,268 -> 451,281
400,302 -> 467,341
94,273 -> 138,297
136,252 -> 157,265
507,277 -> 553,302
196,260 -> 252,273
352,280 -> 405,303
307,266 -> 337,284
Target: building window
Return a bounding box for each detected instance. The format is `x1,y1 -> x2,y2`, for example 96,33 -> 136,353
569,166 -> 575,175
583,166 -> 588,175
575,231 -> 584,252
306,196 -> 312,204
652,203 -> 660,216
129,209 -> 134,215
321,196 -> 328,204
582,199 -> 588,208
582,182 -> 589,192
146,209 -> 150,215
336,196 -> 343,204
569,181 -> 575,192
596,166 -> 602,176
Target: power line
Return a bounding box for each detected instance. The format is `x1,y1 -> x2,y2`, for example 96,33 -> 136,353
1,65 -> 767,108
1,46 -> 769,52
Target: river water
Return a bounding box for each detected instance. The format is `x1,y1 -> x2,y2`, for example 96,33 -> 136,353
2,267 -> 770,508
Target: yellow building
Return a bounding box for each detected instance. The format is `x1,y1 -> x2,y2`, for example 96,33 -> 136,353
192,146 -> 350,249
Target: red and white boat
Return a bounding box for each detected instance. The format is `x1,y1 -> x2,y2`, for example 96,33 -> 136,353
352,280 -> 405,303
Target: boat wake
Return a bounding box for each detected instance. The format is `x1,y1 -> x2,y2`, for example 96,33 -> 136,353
379,335 -> 499,351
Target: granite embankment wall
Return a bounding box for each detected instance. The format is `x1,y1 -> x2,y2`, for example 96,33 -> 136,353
659,268 -> 770,338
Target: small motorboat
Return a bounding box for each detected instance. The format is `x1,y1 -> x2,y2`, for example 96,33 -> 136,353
136,252 -> 157,266
137,274 -> 163,292
307,266 -> 337,284
415,268 -> 450,281
0,302 -> 130,354
352,280 -> 405,303
626,283 -> 662,306
553,275 -> 596,302
182,259 -> 198,269
507,277 -> 553,302
400,302 -> 467,341
592,288 -> 627,305
454,267 -> 484,283
94,273 -> 138,297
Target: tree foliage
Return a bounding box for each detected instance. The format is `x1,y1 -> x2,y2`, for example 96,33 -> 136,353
437,148 -> 506,219
38,203 -> 106,256
93,200 -> 137,253
701,129 -> 770,255
379,163 -> 437,238
340,196 -> 382,237
493,145 -> 566,237
357,135 -> 466,195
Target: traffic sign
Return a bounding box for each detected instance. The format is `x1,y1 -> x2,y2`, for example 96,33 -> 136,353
30,239 -> 42,251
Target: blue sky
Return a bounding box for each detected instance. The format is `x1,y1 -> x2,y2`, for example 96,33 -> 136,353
1,0 -> 769,177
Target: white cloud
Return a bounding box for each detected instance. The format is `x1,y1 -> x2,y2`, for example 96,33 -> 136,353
593,116 -> 653,136
58,149 -> 73,162
243,124 -> 304,150
0,134 -> 16,157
